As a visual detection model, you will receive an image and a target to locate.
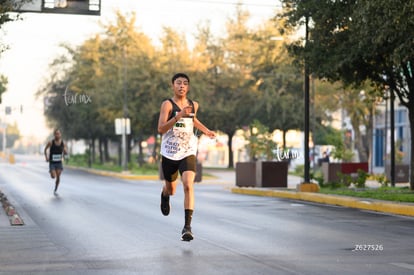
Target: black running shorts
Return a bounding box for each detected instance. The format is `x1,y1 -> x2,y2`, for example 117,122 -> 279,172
161,155 -> 196,182
49,162 -> 63,172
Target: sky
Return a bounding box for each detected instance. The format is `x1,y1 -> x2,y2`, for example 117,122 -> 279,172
0,0 -> 281,147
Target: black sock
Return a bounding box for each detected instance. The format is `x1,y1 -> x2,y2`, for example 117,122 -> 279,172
184,209 -> 193,228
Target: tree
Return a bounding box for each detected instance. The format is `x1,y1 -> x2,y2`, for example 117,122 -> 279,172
312,79 -> 376,163
351,1 -> 414,189
40,12 -> 162,166
196,5 -> 304,167
40,5 -> 333,171
100,11 -> 159,165
249,19 -> 303,150
189,5 -> 258,168
280,0 -> 414,189
245,120 -> 277,161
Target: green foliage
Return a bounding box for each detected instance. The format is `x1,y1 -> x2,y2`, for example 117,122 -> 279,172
280,0 -> 414,189
67,154 -> 89,166
327,180 -> 343,190
313,174 -> 325,188
309,169 -> 325,187
328,129 -> 354,162
328,169 -> 368,189
331,148 -> 354,162
337,172 -> 353,188
319,186 -> 414,203
68,153 -> 158,175
313,125 -> 341,146
355,169 -> 368,189
245,120 -> 277,161
293,164 -> 304,177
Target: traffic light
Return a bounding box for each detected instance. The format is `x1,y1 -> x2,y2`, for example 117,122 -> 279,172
14,0 -> 101,16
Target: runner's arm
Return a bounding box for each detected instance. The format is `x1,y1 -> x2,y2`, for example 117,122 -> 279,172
194,118 -> 216,138
158,100 -> 176,134
62,143 -> 69,162
44,142 -> 51,162
63,142 -> 68,156
193,101 -> 216,138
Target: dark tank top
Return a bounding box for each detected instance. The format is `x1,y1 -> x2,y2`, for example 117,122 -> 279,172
49,140 -> 64,163
160,99 -> 197,160
167,98 -> 195,120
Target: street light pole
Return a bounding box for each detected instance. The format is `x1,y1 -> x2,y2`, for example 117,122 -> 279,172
390,87 -> 395,187
122,46 -> 128,171
303,16 -> 310,183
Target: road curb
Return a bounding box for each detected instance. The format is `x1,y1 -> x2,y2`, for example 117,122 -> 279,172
231,187 -> 414,217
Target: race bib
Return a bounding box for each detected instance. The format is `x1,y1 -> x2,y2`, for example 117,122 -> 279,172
161,113 -> 197,160
52,154 -> 62,162
174,116 -> 194,133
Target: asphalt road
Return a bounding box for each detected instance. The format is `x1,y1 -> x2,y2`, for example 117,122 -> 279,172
0,155 -> 414,275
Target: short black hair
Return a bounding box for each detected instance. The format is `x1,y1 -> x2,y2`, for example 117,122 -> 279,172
172,73 -> 190,84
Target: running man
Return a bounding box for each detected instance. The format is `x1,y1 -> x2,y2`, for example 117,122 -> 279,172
44,129 -> 67,195
158,73 -> 216,241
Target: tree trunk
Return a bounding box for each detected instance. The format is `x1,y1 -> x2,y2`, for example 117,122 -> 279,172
91,138 -> 96,163
352,120 -> 368,162
98,138 -> 103,164
136,135 -> 144,167
227,131 -> 235,168
104,138 -> 110,162
127,135 -> 132,164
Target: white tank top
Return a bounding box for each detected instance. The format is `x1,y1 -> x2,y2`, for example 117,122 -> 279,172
160,111 -> 198,160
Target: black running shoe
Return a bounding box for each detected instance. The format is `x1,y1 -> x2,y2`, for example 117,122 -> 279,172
181,226 -> 194,242
160,191 -> 170,216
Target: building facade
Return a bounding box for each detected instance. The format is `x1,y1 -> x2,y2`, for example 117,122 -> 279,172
373,101 -> 411,172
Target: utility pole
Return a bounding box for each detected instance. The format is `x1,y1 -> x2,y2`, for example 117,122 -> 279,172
390,87 -> 395,187
121,46 -> 128,171
303,15 -> 310,183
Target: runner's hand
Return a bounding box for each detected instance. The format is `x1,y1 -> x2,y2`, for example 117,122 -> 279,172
182,106 -> 193,116
205,130 -> 216,139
